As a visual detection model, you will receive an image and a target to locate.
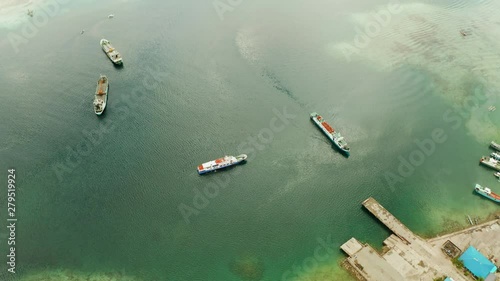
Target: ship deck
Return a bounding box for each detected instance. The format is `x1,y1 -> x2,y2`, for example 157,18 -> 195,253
490,191 -> 500,200
96,82 -> 107,95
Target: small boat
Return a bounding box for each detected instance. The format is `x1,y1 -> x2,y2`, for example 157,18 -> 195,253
480,156 -> 500,171
197,154 -> 247,175
474,184 -> 500,203
495,172 -> 500,179
491,152 -> 500,161
310,112 -> 350,157
100,39 -> 123,65
108,14 -> 114,19
491,141 -> 500,152
488,106 -> 496,112
93,75 -> 109,115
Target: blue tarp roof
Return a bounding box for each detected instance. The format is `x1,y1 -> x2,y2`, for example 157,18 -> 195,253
459,246 -> 497,278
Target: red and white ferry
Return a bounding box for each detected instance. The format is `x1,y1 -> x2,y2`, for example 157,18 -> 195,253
197,154 -> 247,175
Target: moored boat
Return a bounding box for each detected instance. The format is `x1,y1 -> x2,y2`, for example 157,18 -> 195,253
100,39 -> 123,65
491,152 -> 500,161
93,75 -> 108,115
197,154 -> 247,175
310,112 -> 350,157
474,184 -> 500,203
491,141 -> 500,152
495,172 -> 500,179
480,156 -> 500,171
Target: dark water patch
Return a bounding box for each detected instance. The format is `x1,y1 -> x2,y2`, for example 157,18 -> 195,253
229,256 -> 265,281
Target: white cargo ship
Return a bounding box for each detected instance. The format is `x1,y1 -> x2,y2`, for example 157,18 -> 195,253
101,39 -> 123,65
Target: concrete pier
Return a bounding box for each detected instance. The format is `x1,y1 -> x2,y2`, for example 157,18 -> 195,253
341,197 -> 500,281
341,238 -> 404,281
362,197 -> 415,244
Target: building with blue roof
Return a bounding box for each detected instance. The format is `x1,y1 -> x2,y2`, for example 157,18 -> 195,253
444,277 -> 454,281
459,246 -> 497,280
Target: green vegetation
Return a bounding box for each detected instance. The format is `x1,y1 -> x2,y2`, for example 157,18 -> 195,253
433,277 -> 446,281
451,257 -> 464,269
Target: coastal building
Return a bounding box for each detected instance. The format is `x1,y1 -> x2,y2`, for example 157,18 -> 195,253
458,246 -> 497,280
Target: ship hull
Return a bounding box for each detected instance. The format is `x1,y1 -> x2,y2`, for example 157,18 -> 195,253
197,154 -> 247,175
197,161 -> 242,175
94,94 -> 107,115
310,113 -> 350,157
100,39 -> 123,65
474,184 -> 500,203
475,191 -> 500,203
491,141 -> 500,152
332,140 -> 350,157
480,157 -> 500,171
94,76 -> 109,116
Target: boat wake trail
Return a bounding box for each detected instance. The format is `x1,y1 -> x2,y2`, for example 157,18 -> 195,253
262,68 -> 304,106
236,27 -> 306,108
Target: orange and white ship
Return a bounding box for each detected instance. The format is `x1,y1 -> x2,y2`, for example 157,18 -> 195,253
310,112 -> 350,157
474,184 -> 500,203
197,154 -> 247,175
93,75 -> 108,115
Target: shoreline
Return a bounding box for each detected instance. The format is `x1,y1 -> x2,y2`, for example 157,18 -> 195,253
341,197 -> 500,281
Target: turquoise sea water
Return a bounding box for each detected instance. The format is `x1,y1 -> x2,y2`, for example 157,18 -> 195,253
0,0 -> 499,280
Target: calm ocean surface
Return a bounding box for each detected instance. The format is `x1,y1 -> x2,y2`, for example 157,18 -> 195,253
0,0 -> 499,280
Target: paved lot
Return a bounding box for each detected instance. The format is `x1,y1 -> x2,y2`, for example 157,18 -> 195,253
341,198 -> 500,281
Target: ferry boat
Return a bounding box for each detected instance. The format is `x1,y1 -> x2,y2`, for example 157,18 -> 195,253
491,141 -> 500,152
100,39 -> 123,65
93,75 -> 108,115
474,184 -> 500,203
491,152 -> 500,161
480,156 -> 500,171
197,154 -> 247,175
310,112 -> 350,157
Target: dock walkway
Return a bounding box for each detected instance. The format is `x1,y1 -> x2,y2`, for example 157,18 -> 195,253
341,197 -> 478,281
362,198 -> 416,245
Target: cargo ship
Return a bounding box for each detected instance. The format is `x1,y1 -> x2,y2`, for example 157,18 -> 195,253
310,112 -> 350,157
93,75 -> 108,115
474,184 -> 500,203
480,156 -> 500,171
100,39 -> 123,65
491,141 -> 500,152
197,154 -> 247,175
